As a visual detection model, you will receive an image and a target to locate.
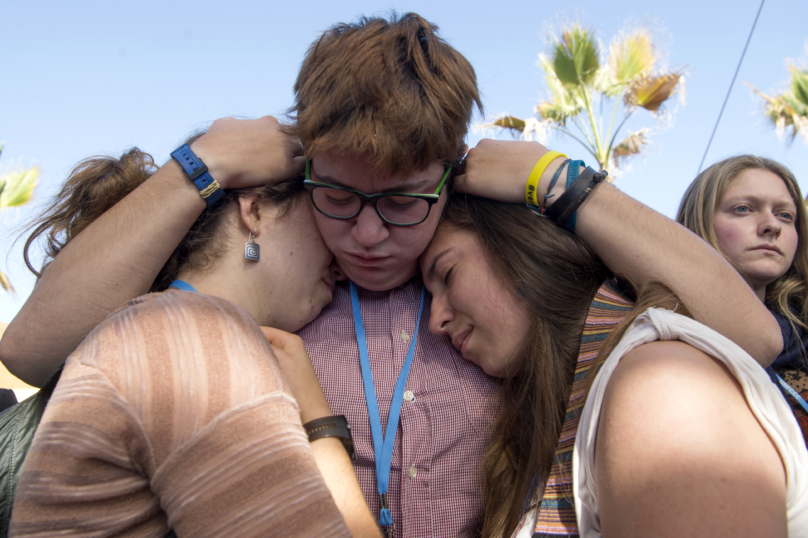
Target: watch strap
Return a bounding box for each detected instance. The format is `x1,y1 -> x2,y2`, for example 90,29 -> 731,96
303,415 -> 356,461
171,144 -> 225,206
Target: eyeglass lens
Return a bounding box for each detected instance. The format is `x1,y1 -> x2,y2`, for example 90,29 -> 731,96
310,187 -> 431,225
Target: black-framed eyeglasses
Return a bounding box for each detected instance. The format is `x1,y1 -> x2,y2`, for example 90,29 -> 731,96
303,159 -> 451,227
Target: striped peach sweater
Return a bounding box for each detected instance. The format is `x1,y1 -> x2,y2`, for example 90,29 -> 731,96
10,290 -> 350,538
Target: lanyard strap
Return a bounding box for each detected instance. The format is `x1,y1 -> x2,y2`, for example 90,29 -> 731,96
776,373 -> 808,415
169,279 -> 197,293
350,281 -> 425,535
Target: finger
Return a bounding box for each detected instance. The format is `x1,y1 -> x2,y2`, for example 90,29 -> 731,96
291,154 -> 307,173
290,139 -> 305,157
260,326 -> 298,351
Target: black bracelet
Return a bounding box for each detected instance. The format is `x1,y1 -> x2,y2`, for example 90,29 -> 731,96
544,166 -> 608,230
303,415 -> 356,461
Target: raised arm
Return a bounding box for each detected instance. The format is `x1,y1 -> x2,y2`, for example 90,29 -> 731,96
0,116 -> 305,387
455,139 -> 783,366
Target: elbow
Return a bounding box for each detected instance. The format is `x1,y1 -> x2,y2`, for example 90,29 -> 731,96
0,325 -> 47,389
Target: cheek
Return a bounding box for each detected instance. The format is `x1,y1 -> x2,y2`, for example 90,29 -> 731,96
713,219 -> 745,260
314,212 -> 349,250
783,227 -> 799,265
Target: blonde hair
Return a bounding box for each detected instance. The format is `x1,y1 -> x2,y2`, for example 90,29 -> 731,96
676,155 -> 808,331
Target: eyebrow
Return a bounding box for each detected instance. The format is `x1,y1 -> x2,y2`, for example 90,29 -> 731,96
425,248 -> 453,283
312,170 -> 432,193
722,193 -> 796,209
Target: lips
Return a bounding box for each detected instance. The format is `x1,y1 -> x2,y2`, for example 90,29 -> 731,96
452,328 -> 472,357
346,252 -> 390,267
752,244 -> 783,255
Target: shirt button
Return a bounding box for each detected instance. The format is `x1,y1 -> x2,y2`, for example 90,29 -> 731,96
403,390 -> 415,402
401,330 -> 410,342
408,466 -> 418,478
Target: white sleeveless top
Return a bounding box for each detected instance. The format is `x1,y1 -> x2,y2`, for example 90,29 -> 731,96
573,308 -> 808,537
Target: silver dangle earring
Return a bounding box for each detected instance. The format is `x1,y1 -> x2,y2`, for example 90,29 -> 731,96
245,228 -> 260,261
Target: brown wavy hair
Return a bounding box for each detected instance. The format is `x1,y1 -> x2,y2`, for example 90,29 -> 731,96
24,142 -> 304,291
287,12 -> 482,177
438,194 -> 689,538
676,155 -> 808,333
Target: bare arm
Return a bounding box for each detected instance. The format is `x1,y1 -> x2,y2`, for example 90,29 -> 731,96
456,139 -> 783,365
595,341 -> 787,537
0,116 -> 304,387
263,327 -> 381,538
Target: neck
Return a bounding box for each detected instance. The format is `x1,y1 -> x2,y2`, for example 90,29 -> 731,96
176,252 -> 271,326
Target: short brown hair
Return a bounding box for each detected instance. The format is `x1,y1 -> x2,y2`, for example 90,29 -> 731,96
287,12 -> 482,177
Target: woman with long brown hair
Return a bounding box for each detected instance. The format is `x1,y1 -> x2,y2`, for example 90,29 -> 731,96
420,141 -> 808,537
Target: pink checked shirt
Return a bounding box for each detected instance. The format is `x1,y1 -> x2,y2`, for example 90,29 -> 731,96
299,278 -> 502,538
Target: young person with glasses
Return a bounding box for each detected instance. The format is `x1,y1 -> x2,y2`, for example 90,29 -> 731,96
0,13 -> 787,538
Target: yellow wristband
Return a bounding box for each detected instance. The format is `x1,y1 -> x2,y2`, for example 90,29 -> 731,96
525,151 -> 566,206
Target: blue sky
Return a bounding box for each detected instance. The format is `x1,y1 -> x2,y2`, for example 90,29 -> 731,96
1,0 -> 807,323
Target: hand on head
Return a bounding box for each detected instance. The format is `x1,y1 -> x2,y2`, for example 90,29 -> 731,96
455,139 -> 568,206
190,115 -> 306,190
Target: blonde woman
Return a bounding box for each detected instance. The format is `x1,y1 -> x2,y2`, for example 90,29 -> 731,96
678,155 -> 808,438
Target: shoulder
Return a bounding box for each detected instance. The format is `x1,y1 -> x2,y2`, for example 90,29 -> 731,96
593,339 -> 787,536
104,290 -> 258,334
77,290 -> 269,368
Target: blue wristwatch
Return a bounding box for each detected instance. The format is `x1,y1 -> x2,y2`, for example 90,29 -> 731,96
171,144 -> 225,206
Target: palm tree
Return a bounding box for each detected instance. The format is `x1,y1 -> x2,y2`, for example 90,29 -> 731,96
487,23 -> 684,179
0,143 -> 39,293
748,64 -> 808,146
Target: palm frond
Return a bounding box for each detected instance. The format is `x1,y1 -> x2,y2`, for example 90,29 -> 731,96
749,71 -> 808,145
612,128 -> 649,169
0,270 -> 13,294
625,72 -> 682,112
0,166 -> 40,210
608,28 -> 657,85
486,115 -> 527,137
552,24 -> 600,88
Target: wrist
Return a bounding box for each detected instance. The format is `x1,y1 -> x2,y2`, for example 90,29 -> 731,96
171,144 -> 225,206
538,158 -> 569,209
188,139 -> 233,190
299,401 -> 333,425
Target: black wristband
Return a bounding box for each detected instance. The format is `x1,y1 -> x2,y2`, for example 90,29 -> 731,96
544,166 -> 608,230
304,415 -> 356,461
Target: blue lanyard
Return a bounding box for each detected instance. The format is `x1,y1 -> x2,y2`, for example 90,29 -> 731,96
776,373 -> 808,415
169,279 -> 197,292
350,281 -> 425,535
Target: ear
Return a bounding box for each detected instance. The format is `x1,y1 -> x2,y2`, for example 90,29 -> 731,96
237,195 -> 262,237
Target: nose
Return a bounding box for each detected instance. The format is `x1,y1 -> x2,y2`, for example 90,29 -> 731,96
428,293 -> 454,336
351,202 -> 390,248
758,212 -> 782,239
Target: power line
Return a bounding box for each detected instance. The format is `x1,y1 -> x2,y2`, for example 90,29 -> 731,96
697,0 -> 766,175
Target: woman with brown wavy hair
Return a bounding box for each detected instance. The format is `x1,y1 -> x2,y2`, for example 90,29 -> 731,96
677,156 -> 808,424
9,120 -> 379,537
419,141 -> 808,537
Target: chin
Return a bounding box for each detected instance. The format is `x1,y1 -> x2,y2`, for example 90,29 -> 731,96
344,266 -> 415,291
